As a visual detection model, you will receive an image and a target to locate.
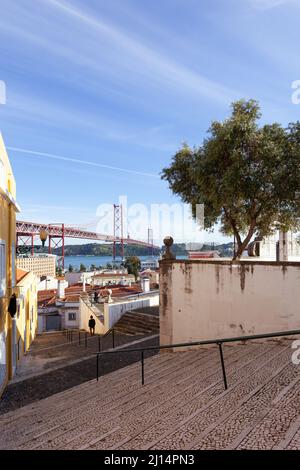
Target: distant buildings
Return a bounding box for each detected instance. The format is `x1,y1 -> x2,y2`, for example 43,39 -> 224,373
91,272 -> 135,287
0,134 -> 20,395
187,250 -> 220,259
17,254 -> 57,278
140,258 -> 158,270
247,231 -> 300,261
140,269 -> 159,287
37,281 -> 143,333
65,269 -> 133,287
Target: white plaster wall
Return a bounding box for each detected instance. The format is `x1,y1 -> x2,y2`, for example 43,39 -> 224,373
160,260 -> 300,345
65,272 -> 82,286
105,294 -> 159,329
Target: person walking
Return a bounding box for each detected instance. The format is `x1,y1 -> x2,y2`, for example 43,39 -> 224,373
88,315 -> 96,336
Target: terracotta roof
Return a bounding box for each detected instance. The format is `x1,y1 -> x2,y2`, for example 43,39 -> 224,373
64,295 -> 80,302
188,251 -> 220,259
38,282 -> 142,307
93,273 -> 135,278
38,289 -> 57,307
16,268 -> 30,283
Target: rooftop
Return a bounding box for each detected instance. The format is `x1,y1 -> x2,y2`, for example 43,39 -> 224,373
38,283 -> 143,306
16,268 -> 30,283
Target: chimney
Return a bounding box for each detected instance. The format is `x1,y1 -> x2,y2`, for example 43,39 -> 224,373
57,279 -> 65,299
141,277 -> 150,293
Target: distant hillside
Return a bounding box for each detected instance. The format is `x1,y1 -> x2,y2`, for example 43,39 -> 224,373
20,242 -> 233,258
171,242 -> 234,257
29,243 -> 160,257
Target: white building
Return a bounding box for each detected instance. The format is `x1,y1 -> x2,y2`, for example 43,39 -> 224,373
38,276 -> 68,291
248,231 -> 300,261
17,254 -> 57,278
140,258 -> 158,270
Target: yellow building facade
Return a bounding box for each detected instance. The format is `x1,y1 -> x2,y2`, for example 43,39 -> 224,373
0,133 -> 20,396
16,269 -> 38,365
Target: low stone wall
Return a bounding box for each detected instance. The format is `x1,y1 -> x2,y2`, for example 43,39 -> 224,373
160,259 -> 300,346
104,294 -> 159,329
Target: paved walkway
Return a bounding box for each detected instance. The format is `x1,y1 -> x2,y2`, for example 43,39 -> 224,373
0,332 -> 159,415
0,338 -> 299,450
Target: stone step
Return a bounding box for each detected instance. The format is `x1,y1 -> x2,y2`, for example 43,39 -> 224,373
113,343 -> 291,450
140,344 -> 294,450
1,341 -> 298,450
1,344 -> 247,449
233,375 -> 300,450
113,313 -> 159,336
17,345 -> 252,449
0,346 -> 208,439
10,343 -> 272,449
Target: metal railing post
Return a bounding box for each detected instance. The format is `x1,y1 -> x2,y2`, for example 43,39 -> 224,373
112,328 -> 115,349
141,350 -> 145,385
218,342 -> 228,390
98,335 -> 101,352
85,332 -> 87,348
71,330 -> 73,343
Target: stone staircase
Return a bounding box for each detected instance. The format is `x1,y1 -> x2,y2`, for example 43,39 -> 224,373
0,339 -> 299,450
113,311 -> 159,336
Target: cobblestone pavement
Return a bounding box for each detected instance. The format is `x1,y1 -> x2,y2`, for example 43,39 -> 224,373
0,332 -> 159,415
0,339 -> 299,450
12,330 -> 147,381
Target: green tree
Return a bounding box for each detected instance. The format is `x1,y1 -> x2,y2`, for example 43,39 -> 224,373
90,264 -> 97,271
124,256 -> 141,280
68,264 -> 74,272
79,263 -> 86,272
162,99 -> 300,259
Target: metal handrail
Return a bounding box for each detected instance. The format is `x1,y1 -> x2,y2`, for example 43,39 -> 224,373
96,328 -> 300,389
63,327 -> 115,351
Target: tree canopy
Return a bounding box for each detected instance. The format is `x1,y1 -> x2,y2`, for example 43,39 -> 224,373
123,256 -> 141,279
162,99 -> 300,259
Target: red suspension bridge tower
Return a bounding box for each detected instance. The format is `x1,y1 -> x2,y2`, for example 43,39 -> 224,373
113,204 -> 124,261
48,223 -> 65,271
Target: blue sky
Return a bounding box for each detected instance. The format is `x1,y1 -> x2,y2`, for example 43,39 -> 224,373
0,0 -> 300,244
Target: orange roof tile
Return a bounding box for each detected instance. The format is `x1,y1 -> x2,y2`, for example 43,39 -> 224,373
16,268 -> 30,283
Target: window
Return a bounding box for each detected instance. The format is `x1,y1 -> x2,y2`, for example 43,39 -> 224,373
68,312 -> 76,321
0,240 -> 6,297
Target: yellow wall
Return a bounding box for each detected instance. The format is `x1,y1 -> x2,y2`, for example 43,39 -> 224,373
0,133 -> 19,396
16,271 -> 38,364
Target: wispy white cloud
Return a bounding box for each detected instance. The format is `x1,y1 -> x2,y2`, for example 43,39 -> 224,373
43,0 -> 238,104
7,146 -> 160,178
248,0 -> 296,10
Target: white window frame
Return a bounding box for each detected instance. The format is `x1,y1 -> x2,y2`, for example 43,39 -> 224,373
0,240 -> 6,297
68,312 -> 76,321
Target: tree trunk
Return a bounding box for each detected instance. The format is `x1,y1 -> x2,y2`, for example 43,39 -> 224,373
232,222 -> 257,260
